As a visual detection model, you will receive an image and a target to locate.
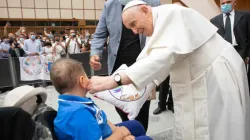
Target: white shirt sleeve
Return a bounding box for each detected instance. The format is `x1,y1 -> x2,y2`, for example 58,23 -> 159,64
125,47 -> 176,90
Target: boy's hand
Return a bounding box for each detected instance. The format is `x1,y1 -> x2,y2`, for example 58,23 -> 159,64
107,121 -> 117,132
115,126 -> 131,137
123,135 -> 135,140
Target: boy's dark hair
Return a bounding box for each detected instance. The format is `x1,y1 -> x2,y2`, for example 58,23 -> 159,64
50,58 -> 85,94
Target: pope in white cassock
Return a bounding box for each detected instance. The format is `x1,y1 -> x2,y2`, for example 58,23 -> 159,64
88,1 -> 250,140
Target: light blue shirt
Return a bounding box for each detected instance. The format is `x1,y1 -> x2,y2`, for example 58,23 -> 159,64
54,94 -> 112,140
24,39 -> 43,55
0,42 -> 10,58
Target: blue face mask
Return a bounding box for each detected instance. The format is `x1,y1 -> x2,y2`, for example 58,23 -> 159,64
119,0 -> 132,5
31,35 -> 36,40
19,38 -> 24,42
221,4 -> 232,14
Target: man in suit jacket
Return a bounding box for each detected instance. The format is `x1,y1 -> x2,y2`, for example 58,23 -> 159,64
210,0 -> 250,60
211,0 -> 250,93
90,0 -> 160,131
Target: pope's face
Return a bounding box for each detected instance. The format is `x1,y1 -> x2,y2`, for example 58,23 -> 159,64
122,6 -> 153,36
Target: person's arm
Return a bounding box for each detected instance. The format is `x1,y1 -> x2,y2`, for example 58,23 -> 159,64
2,47 -> 10,53
23,40 -> 31,55
76,38 -> 81,48
123,48 -> 174,89
65,38 -> 71,48
52,43 -> 56,54
44,29 -> 50,36
38,42 -> 43,55
89,4 -> 109,70
90,3 -> 109,58
107,120 -> 117,132
15,29 -> 20,36
89,47 -> 175,93
60,42 -> 66,49
4,23 -> 8,36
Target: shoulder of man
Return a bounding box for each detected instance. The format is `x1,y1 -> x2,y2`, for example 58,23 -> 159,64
238,10 -> 250,17
210,13 -> 223,22
103,0 -> 117,10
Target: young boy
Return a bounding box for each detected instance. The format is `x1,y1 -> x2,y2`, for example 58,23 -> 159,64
50,58 -> 152,140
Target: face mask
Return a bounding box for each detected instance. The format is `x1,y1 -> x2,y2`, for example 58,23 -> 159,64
19,38 -> 24,42
119,0 -> 131,5
221,4 -> 232,14
71,33 -> 76,37
31,35 -> 36,40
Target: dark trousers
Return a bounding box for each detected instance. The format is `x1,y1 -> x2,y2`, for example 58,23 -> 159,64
116,120 -> 152,140
158,76 -> 173,109
115,100 -> 151,132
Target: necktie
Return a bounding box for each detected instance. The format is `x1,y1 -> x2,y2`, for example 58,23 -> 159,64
224,13 -> 232,44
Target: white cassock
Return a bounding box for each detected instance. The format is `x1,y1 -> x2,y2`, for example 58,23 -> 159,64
124,4 -> 250,140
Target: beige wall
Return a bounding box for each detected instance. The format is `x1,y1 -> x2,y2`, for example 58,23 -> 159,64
0,0 -> 172,20
0,0 -> 105,20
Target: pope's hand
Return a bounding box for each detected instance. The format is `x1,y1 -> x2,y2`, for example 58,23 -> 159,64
88,76 -> 118,94
89,55 -> 102,71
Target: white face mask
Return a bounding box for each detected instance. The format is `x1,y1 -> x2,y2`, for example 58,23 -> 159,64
119,0 -> 132,5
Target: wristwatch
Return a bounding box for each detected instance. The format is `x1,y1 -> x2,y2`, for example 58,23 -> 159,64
114,73 -> 122,86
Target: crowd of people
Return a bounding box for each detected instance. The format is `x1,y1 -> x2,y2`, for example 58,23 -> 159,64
0,27 -> 94,59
